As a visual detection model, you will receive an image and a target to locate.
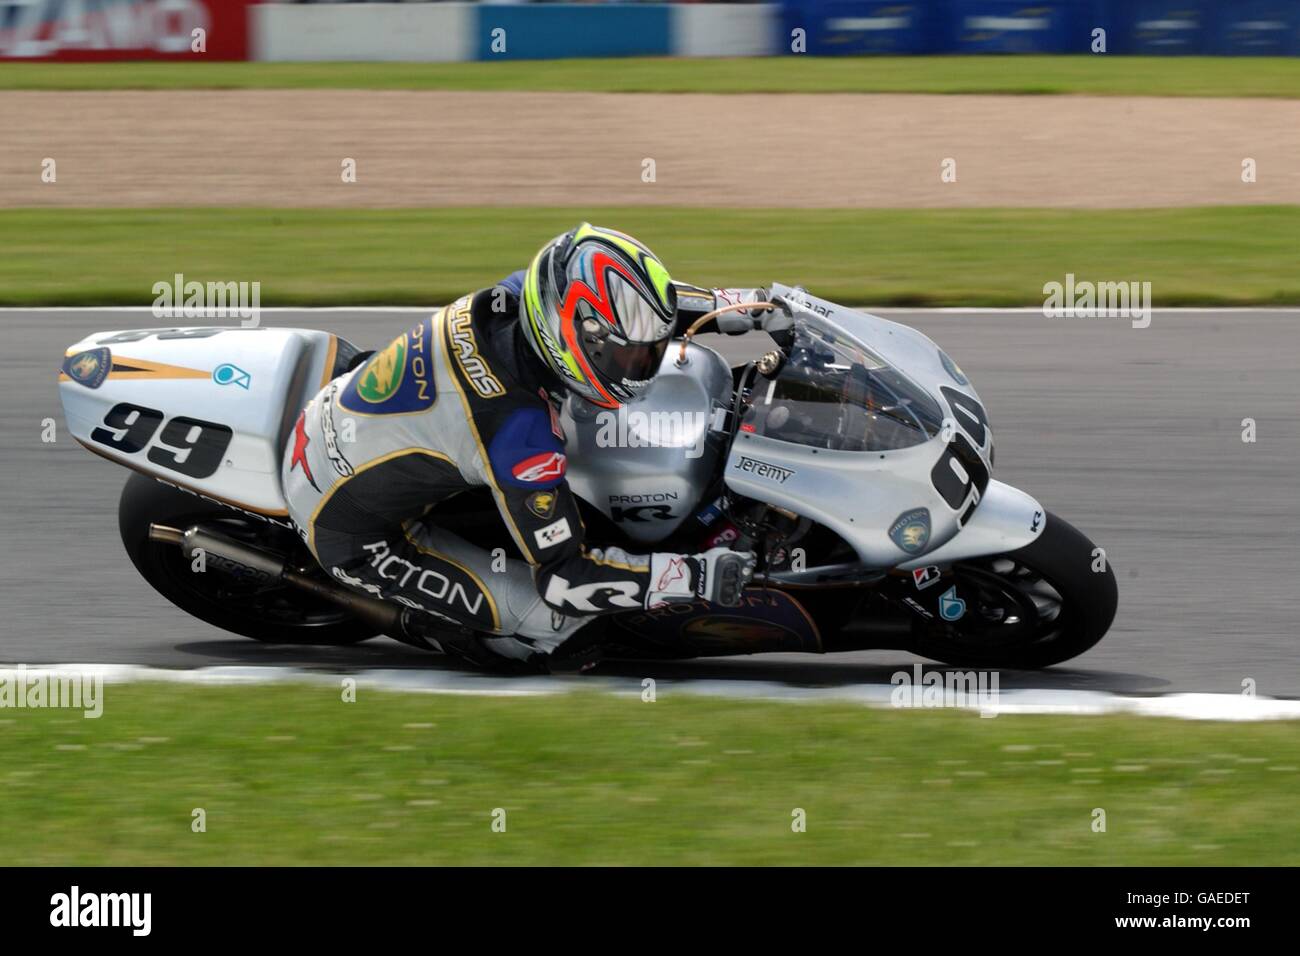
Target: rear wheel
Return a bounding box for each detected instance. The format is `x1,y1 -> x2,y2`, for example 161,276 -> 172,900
911,511 -> 1117,669
118,473 -> 379,645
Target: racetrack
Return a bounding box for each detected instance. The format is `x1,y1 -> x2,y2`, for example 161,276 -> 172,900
7,307 -> 1299,696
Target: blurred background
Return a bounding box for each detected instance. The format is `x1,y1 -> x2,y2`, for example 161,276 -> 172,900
3,0 -> 1300,61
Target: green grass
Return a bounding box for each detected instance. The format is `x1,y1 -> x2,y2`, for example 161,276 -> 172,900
2,57 -> 1300,97
3,206 -> 1299,307
2,683 -> 1297,865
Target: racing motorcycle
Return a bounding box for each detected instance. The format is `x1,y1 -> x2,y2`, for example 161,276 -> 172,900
57,284 -> 1117,669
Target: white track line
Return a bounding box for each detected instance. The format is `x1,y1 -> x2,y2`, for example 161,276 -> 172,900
4,664 -> 1297,722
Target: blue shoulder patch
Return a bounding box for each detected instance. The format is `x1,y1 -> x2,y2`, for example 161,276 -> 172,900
339,315 -> 437,415
489,406 -> 568,489
496,271 -> 525,298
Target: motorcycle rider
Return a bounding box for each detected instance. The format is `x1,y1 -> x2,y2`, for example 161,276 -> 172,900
282,223 -> 777,670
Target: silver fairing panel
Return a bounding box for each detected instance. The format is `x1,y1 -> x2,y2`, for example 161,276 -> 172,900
58,327 -> 337,515
721,284 -> 1039,567
561,341 -> 734,544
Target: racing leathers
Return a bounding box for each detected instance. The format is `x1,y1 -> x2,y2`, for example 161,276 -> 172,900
281,275 -> 760,661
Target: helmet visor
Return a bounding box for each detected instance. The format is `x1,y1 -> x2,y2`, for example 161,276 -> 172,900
581,321 -> 670,399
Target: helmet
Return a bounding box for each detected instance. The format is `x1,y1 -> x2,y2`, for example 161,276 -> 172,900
520,223 -> 678,408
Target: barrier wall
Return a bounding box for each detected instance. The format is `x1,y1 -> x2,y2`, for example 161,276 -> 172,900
0,0 -> 251,61
475,6 -> 672,60
250,2 -> 1299,61
782,0 -> 1300,56
252,4 -> 778,63
5,1 -> 1292,62
674,4 -> 783,57
253,4 -> 475,62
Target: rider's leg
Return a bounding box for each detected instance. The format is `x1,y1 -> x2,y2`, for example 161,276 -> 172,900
393,519 -> 588,652
312,518 -> 587,659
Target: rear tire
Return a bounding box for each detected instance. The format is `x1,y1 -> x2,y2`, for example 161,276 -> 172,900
118,473 -> 379,645
912,511 -> 1117,669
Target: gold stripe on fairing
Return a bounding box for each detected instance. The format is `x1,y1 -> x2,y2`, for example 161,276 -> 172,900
305,447 -> 457,556
112,357 -> 210,379
437,310 -> 538,566
61,353 -> 211,382
399,522 -> 501,632
319,334 -> 339,389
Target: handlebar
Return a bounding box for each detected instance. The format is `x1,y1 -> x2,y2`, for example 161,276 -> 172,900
675,301 -> 781,366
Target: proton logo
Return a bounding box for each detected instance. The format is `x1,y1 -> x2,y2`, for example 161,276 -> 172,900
888,508 -> 931,555
61,348 -> 111,389
938,586 -> 966,622
526,490 -> 557,519
212,363 -> 251,389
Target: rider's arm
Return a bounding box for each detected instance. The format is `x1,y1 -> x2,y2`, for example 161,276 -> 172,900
671,282 -> 771,336
479,403 -> 748,614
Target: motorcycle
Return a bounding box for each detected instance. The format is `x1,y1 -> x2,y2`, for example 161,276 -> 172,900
57,283 -> 1116,669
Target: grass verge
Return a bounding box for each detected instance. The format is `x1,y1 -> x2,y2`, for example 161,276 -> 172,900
2,206 -> 1298,308
2,57 -> 1299,97
2,682 -> 1297,865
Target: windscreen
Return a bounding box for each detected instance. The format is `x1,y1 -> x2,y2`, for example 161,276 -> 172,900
742,322 -> 945,452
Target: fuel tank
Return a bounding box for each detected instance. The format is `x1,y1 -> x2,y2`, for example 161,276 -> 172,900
561,341 -> 734,544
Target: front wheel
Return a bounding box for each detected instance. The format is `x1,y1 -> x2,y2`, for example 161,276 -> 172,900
118,473 -> 379,645
912,511 -> 1117,669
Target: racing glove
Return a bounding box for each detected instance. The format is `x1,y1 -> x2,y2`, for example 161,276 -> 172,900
647,548 -> 756,609
711,288 -> 794,335
712,288 -> 771,334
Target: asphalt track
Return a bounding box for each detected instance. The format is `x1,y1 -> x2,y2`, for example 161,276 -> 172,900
5,308 -> 1299,696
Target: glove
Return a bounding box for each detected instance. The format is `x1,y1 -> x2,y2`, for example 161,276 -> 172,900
712,288 -> 772,335
712,287 -> 797,336
759,293 -> 795,335
648,548 -> 756,608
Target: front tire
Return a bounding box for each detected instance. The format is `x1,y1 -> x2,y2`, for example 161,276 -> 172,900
118,473 -> 378,645
912,511 -> 1117,669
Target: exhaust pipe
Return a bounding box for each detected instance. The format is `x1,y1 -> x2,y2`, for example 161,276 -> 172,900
148,523 -> 403,634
